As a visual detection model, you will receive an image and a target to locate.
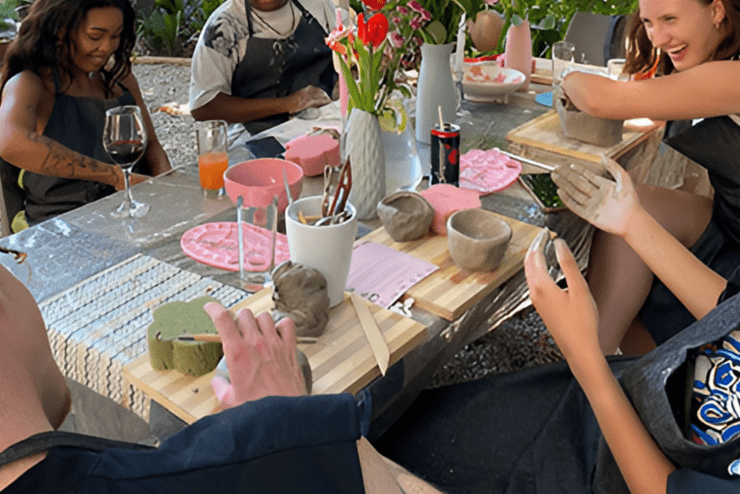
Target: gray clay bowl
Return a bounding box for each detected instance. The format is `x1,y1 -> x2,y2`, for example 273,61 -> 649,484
447,208 -> 512,272
377,191 -> 434,242
554,87 -> 624,147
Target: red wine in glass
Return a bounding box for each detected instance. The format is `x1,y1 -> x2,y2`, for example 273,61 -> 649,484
103,106 -> 149,218
107,140 -> 145,168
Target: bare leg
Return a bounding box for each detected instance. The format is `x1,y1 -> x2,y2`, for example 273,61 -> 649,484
588,183 -> 713,355
619,319 -> 656,356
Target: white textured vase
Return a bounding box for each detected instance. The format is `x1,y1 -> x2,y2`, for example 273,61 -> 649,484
346,109 -> 386,220
415,43 -> 457,145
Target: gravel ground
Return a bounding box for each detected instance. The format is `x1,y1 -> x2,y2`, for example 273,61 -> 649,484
133,61 -> 563,386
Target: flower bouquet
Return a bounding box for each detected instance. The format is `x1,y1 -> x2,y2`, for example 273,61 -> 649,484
326,0 -> 414,121
325,0 -> 400,219
382,0 -> 485,46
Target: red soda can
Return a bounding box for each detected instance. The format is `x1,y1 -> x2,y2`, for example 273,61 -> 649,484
431,123 -> 460,186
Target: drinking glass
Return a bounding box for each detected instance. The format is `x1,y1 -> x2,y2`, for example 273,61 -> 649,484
607,58 -> 628,81
552,41 -> 575,85
103,105 -> 149,218
196,120 -> 229,197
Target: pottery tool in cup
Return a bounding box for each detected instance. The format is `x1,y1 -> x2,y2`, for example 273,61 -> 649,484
316,158 -> 352,226
282,167 -> 293,207
350,292 -> 390,375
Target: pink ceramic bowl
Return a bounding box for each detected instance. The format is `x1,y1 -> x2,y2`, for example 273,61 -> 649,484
224,158 -> 303,212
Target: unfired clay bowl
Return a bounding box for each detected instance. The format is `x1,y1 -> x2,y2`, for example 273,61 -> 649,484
377,191 -> 434,242
554,87 -> 624,147
447,209 -> 512,272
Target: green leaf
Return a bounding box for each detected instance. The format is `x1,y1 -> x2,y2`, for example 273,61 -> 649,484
541,12 -> 556,31
424,20 -> 447,45
511,13 -> 523,27
339,57 -> 364,114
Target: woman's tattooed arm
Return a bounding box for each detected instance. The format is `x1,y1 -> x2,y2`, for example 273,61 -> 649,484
28,133 -> 124,190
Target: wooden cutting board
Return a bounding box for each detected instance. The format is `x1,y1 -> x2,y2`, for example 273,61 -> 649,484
123,291 -> 426,424
358,212 -> 545,321
506,110 -> 659,169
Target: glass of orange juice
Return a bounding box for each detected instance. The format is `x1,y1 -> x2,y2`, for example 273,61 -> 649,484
196,120 -> 228,194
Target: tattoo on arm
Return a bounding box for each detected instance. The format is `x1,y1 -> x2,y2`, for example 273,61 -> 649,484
29,133 -> 120,187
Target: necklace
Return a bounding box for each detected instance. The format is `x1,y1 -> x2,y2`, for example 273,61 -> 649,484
250,1 -> 296,38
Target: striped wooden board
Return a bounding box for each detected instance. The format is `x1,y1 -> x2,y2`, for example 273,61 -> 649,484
39,254 -> 250,421
506,110 -> 658,168
123,289 -> 427,424
358,212 -> 545,321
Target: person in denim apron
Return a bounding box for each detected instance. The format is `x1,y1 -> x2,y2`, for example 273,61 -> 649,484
558,0 -> 740,355
0,249 -> 444,494
0,0 -> 171,231
189,0 -> 337,138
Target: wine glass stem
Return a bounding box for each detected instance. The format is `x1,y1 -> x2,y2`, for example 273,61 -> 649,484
123,168 -> 134,205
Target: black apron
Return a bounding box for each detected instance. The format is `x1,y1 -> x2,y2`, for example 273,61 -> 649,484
0,431 -> 153,467
663,116 -> 740,244
233,0 -> 336,135
0,70 -> 136,227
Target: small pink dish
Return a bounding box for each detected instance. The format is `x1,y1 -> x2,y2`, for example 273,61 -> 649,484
459,148 -> 522,194
224,158 -> 303,212
284,134 -> 341,177
181,222 -> 290,272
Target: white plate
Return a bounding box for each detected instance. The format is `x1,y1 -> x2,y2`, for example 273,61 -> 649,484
462,64 -> 526,103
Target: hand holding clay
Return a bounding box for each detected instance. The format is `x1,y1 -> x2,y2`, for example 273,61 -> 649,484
290,85 -> 332,114
552,157 -> 639,238
204,302 -> 306,409
524,229 -> 600,362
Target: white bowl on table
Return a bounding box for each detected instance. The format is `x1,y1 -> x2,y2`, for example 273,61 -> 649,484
462,63 -> 526,103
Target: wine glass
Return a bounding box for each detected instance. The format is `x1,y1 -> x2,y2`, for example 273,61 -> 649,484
103,105 -> 149,218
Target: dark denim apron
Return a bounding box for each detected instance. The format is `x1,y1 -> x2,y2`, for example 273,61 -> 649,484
233,0 -> 336,135
640,116 -> 740,344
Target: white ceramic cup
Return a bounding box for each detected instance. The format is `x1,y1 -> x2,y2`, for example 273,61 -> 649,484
285,196 -> 358,307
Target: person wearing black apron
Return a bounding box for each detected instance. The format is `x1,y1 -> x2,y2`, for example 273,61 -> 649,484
189,0 -> 337,136
235,0 -> 337,135
0,70 -> 135,229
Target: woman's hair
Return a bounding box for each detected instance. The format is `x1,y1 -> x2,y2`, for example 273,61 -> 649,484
0,0 -> 136,96
625,0 -> 740,76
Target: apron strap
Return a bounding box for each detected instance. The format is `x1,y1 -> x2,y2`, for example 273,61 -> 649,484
0,431 -> 154,468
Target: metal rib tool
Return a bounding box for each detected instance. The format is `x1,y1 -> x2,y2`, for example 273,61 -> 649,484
498,149 -> 556,172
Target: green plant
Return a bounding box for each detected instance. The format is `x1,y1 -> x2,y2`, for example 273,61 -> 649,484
487,0 -> 639,57
137,0 -> 185,55
136,0 -> 225,56
0,0 -> 19,35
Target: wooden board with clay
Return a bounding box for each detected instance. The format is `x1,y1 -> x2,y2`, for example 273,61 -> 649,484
123,291 -> 427,424
358,212 -> 545,321
506,110 -> 660,168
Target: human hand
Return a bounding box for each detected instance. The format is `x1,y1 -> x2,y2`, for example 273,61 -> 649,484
204,303 -> 306,409
524,229 -> 600,362
551,156 -> 639,238
289,86 -> 332,114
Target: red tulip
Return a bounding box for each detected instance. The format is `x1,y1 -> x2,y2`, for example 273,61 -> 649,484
357,12 -> 388,49
361,0 -> 386,9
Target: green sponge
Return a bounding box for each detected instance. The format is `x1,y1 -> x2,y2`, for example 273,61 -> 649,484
147,297 -> 224,376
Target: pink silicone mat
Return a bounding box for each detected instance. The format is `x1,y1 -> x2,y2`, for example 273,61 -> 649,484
181,222 -> 290,272
459,148 -> 522,194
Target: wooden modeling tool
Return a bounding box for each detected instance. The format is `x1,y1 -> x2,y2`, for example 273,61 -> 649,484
350,292 -> 390,376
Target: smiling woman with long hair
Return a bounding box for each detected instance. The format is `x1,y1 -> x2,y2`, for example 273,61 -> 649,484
0,0 -> 170,232
557,0 -> 740,356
